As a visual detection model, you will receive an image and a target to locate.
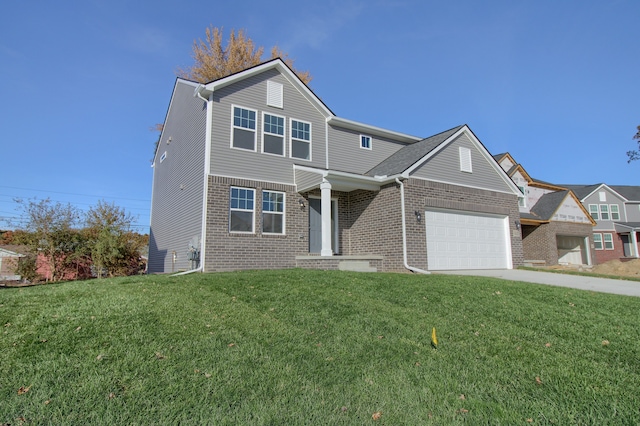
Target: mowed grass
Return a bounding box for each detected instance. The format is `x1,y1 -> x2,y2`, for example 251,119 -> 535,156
1,270 -> 639,425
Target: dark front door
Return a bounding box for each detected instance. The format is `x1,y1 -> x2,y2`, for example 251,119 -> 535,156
309,198 -> 322,253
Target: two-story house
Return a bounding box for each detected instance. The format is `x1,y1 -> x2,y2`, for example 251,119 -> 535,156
149,58 -> 524,274
565,184 -> 640,263
494,153 -> 596,266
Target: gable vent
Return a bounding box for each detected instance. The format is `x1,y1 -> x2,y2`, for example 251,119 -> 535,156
267,81 -> 283,108
459,147 -> 472,173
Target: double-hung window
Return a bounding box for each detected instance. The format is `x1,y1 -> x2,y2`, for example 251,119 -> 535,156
600,204 -> 609,220
232,106 -> 257,151
262,113 -> 285,156
589,204 -> 599,220
262,190 -> 285,234
229,187 -> 255,233
603,233 -> 614,250
593,233 -> 603,250
518,185 -> 527,208
610,204 -> 620,220
290,119 -> 311,160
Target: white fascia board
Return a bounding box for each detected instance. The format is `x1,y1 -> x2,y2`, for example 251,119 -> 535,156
403,125 -> 522,197
293,164 -> 401,190
328,116 -> 422,144
204,59 -> 333,119
582,183 -> 628,202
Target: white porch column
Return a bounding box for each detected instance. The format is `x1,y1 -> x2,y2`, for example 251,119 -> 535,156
632,231 -> 639,258
320,179 -> 333,256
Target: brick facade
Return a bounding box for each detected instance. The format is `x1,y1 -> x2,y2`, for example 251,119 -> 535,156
521,222 -> 595,266
592,232 -> 626,264
203,176 -> 524,273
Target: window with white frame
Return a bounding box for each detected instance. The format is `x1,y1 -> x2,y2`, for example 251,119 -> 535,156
262,113 -> 285,156
232,106 -> 257,151
459,147 -> 472,173
600,204 -> 609,220
589,204 -> 599,220
518,185 -> 526,208
603,233 -> 614,250
599,191 -> 606,202
229,187 -> 255,233
290,119 -> 311,160
610,204 -> 620,220
262,190 -> 285,234
593,233 -> 603,250
159,151 -> 167,163
360,135 -> 372,150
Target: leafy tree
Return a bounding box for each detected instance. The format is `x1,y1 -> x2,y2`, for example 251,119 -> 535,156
626,125 -> 640,162
178,26 -> 312,85
12,198 -> 84,282
85,201 -> 142,278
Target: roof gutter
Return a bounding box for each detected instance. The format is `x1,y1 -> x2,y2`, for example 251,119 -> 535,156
395,177 -> 430,274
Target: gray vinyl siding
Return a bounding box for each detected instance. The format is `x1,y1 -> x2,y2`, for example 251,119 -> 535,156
149,80 -> 206,273
625,202 -> 640,221
582,189 -> 626,230
210,69 -> 327,184
294,169 -> 324,192
327,125 -> 407,174
411,134 -> 513,193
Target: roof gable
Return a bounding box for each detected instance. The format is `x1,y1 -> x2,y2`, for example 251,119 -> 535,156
529,190 -> 596,225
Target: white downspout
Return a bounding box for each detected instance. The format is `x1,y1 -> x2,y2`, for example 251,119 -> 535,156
395,178 -> 430,274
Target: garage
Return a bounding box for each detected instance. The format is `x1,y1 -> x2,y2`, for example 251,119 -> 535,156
425,209 -> 512,270
557,235 -> 589,265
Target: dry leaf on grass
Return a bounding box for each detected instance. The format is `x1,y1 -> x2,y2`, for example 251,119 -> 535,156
602,340 -> 610,346
155,352 -> 167,359
75,326 -> 81,332
535,376 -> 543,385
372,411 -> 382,420
17,385 -> 31,395
545,342 -> 551,348
457,408 -> 469,414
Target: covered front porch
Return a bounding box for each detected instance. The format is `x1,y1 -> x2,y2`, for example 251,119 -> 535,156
614,222 -> 640,258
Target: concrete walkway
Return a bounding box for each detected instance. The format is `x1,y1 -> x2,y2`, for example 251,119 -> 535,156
437,269 -> 640,297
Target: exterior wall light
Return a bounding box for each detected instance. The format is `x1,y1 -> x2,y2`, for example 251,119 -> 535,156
415,211 -> 422,222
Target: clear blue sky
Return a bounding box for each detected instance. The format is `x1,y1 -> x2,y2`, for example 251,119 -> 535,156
1,0 -> 638,233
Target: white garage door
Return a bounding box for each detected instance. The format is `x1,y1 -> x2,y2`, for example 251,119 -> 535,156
425,209 -> 511,270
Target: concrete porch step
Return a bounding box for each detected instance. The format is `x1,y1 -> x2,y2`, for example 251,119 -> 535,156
338,260 -> 377,272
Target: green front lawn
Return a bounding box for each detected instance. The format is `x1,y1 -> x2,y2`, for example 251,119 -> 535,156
1,270 -> 639,424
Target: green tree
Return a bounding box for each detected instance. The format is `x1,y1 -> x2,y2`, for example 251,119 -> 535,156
12,198 -> 83,282
626,125 -> 640,162
85,201 -> 142,278
178,26 -> 312,84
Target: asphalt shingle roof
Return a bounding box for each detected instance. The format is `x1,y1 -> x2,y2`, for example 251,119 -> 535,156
609,185 -> 640,201
530,190 -> 569,221
366,125 -> 464,177
561,184 -> 601,200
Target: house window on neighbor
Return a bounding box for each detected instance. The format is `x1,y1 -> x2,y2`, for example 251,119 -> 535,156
290,119 -> 311,160
262,190 -> 285,234
600,204 -> 609,220
459,146 -> 472,173
603,233 -> 614,250
159,151 -> 167,163
232,106 -> 257,151
593,233 -> 603,250
589,204 -> 599,220
360,135 -> 372,150
599,191 -> 606,202
518,185 -> 526,208
262,113 -> 285,156
229,187 -> 255,233
610,204 -> 620,221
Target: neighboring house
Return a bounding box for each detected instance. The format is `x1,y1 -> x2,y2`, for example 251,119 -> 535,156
494,153 -> 596,266
0,246 -> 25,281
564,184 -> 640,263
149,58 -> 524,274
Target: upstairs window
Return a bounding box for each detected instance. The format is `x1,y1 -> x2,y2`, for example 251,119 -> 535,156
360,135 -> 372,150
610,204 -> 620,220
291,119 -> 311,160
600,204 -> 609,220
518,185 -> 526,208
459,147 -> 472,173
589,204 -> 599,220
232,106 -> 257,151
262,190 -> 285,234
262,113 -> 285,156
229,187 -> 255,233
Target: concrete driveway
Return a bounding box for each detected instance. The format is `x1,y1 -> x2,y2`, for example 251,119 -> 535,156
437,269 -> 640,297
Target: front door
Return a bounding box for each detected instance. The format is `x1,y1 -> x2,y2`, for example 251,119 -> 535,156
308,198 -> 338,254
622,234 -> 632,257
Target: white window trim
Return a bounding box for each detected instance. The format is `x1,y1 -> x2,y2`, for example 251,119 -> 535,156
262,190 -> 286,235
610,204 -> 620,221
589,204 -> 599,220
261,112 -> 286,157
290,118 -> 312,161
600,204 -> 610,221
603,233 -> 614,250
229,186 -> 255,234
159,151 -> 167,163
599,191 -> 606,202
360,134 -> 372,150
518,185 -> 527,208
230,104 -> 258,152
459,146 -> 472,173
593,233 -> 603,250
